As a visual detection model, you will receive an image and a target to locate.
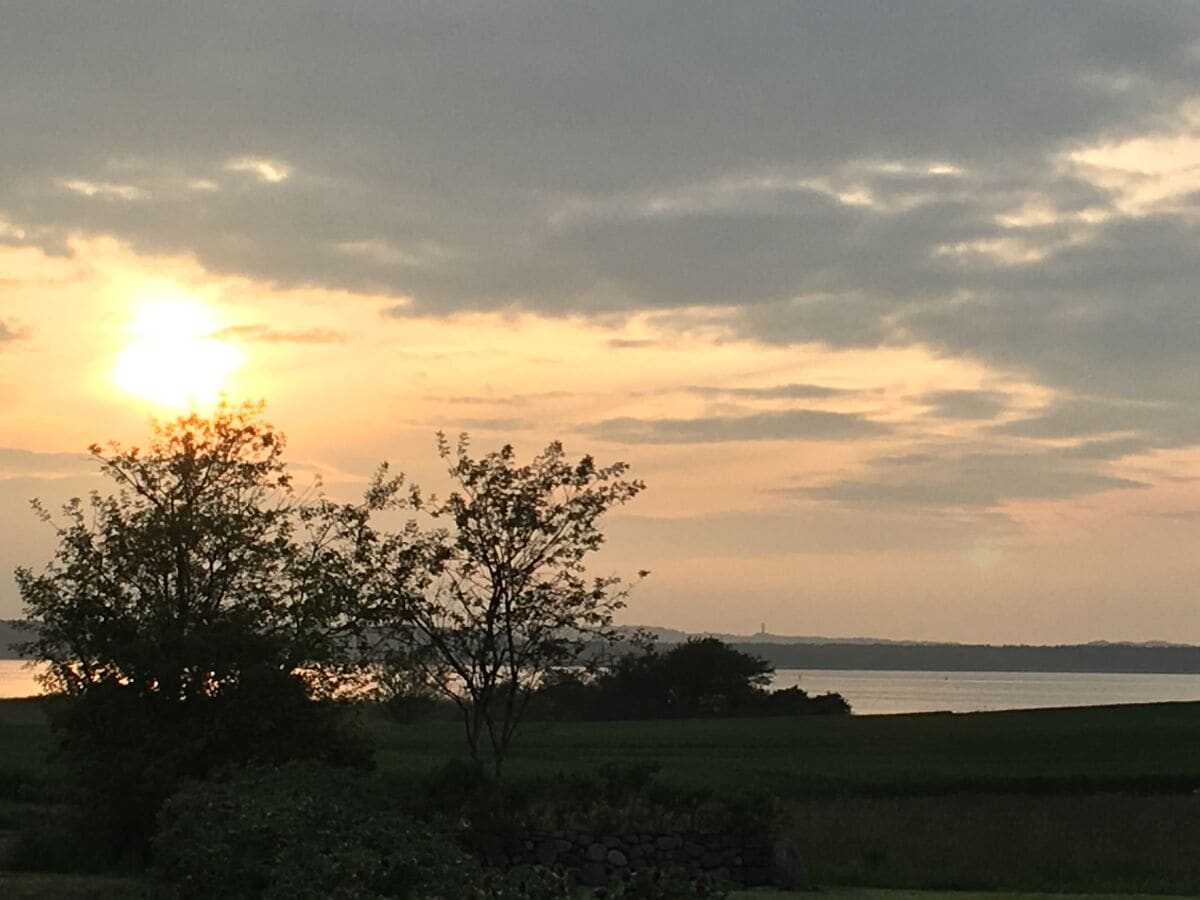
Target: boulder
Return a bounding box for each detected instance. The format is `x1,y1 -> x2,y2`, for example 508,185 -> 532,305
770,837 -> 809,891
578,862 -> 608,887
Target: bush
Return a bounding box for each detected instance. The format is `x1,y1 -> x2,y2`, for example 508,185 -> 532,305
610,867 -> 731,900
6,804 -> 120,874
474,866 -> 574,900
49,668 -> 372,866
153,762 -> 477,900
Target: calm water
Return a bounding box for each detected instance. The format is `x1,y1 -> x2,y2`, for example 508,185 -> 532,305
769,668 -> 1200,715
4,659 -> 1200,714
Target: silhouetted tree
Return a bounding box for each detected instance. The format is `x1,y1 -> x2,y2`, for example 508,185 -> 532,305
594,637 -> 771,718
370,434 -> 645,776
15,404 -> 386,861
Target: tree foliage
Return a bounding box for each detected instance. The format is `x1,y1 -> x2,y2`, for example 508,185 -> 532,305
538,637 -> 851,720
370,434 -> 645,775
15,404 -> 383,860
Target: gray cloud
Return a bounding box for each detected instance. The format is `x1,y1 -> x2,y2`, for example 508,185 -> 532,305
2,2 -> 1200,457
919,389 -> 1009,420
0,321 -> 27,344
606,338 -> 661,350
996,397 -> 1200,450
611,506 -> 1016,557
582,408 -> 888,444
795,447 -> 1148,510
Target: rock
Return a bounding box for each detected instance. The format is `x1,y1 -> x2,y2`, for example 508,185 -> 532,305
655,835 -> 682,851
587,842 -> 608,862
744,866 -> 771,887
552,838 -> 573,853
578,862 -> 608,887
770,837 -> 809,891
535,841 -> 558,867
607,849 -> 628,867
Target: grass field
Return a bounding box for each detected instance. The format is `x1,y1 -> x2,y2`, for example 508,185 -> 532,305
3,699 -> 1199,895
368,701 -> 1200,797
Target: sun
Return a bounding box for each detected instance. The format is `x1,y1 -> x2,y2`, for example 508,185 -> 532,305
113,297 -> 242,409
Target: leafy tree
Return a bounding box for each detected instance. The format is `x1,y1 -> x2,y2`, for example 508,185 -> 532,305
592,637 -> 772,718
370,434 -> 645,776
15,404 -> 387,861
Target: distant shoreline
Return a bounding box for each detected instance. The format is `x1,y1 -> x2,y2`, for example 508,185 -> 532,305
6,618 -> 1200,673
730,641 -> 1200,675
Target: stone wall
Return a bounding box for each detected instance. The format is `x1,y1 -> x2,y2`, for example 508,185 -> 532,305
476,828 -> 807,890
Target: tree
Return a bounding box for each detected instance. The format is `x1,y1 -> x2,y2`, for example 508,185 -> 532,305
15,404 -> 383,860
370,434 -> 645,776
589,637 -> 773,718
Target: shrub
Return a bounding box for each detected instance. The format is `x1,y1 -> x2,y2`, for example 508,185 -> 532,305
611,866 -> 731,900
153,762 -> 477,900
474,866 -> 574,900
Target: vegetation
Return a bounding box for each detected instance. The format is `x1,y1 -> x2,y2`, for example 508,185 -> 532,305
6,699 -> 1199,894
361,701 -> 1200,798
13,406 -> 379,862
5,408 -> 1199,897
368,434 -> 645,775
538,637 -> 849,720
153,763 -> 475,900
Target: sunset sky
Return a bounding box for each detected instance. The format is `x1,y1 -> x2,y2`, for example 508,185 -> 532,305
3,3 -> 1200,643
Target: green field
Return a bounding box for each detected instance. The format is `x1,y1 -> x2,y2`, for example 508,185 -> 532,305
3,699 -> 1199,896
369,701 -> 1200,797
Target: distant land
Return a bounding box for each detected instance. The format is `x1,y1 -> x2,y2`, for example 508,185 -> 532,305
626,626 -> 1200,675
5,619 -> 1200,673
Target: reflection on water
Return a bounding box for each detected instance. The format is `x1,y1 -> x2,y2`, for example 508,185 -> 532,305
771,668 -> 1200,715
4,659 -> 1200,714
0,660 -> 44,699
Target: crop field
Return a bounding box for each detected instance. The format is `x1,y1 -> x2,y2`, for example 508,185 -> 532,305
368,701 -> 1200,797
3,699 -> 1200,895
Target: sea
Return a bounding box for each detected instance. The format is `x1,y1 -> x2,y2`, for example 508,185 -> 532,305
4,659 -> 1200,714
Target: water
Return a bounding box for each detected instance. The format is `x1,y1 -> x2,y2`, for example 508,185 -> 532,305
770,668 -> 1200,715
0,660 -> 42,699
5,659 -> 1200,714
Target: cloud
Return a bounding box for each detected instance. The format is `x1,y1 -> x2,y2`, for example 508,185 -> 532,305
1,2 -> 1200,459
581,408 -> 888,444
995,396 -> 1200,450
612,506 -> 1016,557
606,338 -> 660,350
451,417 -> 532,432
919,389 -> 1009,420
686,383 -> 851,401
213,324 -> 345,344
0,320 -> 27,345
0,447 -> 94,479
795,446 -> 1148,510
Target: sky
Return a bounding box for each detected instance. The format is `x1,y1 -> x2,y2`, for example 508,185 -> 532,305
2,2 -> 1200,643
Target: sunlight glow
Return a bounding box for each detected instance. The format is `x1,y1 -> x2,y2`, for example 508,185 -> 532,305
112,296 -> 242,410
